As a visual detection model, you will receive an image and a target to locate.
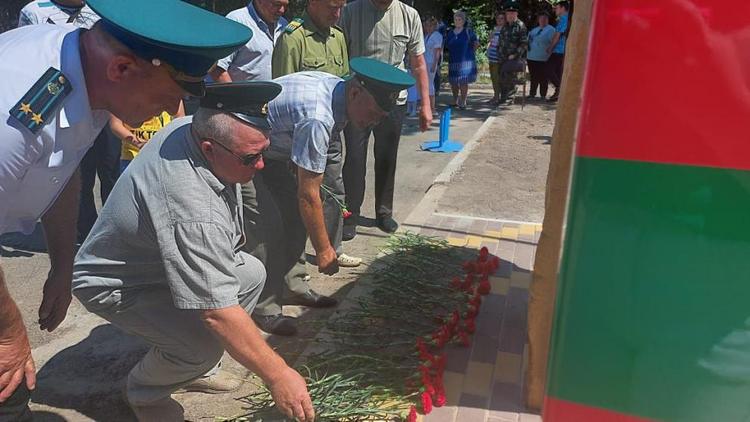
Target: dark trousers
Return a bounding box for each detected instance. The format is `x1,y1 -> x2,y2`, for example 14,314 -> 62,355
342,105 -> 406,222
77,128 -> 120,243
527,59 -> 549,97
547,53 -> 565,92
0,381 -> 32,422
244,161 -> 310,316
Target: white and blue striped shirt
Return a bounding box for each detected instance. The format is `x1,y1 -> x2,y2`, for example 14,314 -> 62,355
267,72 -> 347,173
217,2 -> 286,81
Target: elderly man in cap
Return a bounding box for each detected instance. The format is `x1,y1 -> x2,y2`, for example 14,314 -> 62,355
247,57 -> 415,335
0,0 -> 251,419
72,82 -> 315,422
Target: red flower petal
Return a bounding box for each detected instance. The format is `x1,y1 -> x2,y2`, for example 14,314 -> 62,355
421,391 -> 433,414
478,279 -> 491,295
408,405 -> 418,422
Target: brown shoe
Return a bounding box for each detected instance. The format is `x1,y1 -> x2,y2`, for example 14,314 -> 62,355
123,386 -> 184,422
176,370 -> 243,394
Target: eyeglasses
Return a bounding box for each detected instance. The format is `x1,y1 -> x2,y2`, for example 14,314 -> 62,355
209,138 -> 266,167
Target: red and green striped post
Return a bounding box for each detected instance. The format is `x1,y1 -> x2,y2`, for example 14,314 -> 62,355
544,1 -> 750,421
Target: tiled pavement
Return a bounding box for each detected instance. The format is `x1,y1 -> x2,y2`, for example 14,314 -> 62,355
417,213 -> 542,422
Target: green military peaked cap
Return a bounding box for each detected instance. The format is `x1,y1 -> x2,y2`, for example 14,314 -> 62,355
503,0 -> 520,11
87,0 -> 253,97
349,57 -> 415,112
199,81 -> 282,130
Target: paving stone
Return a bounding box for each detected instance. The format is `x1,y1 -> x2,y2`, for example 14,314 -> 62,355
501,227 -> 519,240
469,219 -> 489,236
443,371 -> 465,406
445,345 -> 472,374
487,413 -> 521,422
498,288 -> 528,354
488,277 -> 510,295
513,242 -> 535,272
494,352 -> 523,384
489,382 -> 524,414
509,272 -> 532,289
456,404 -> 488,422
461,362 -> 494,397
424,405 -> 457,422
471,332 -> 501,364
459,392 -> 490,408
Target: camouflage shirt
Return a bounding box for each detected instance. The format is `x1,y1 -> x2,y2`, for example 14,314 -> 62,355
497,20 -> 528,60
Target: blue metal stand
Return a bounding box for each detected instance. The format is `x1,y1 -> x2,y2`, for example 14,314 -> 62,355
420,107 -> 463,153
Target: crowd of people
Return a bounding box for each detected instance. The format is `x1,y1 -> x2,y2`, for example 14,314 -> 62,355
421,0 -> 570,109
0,0 -> 568,421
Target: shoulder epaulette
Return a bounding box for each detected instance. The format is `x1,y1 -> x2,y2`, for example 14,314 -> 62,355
331,24 -> 344,34
11,67 -> 72,134
285,18 -> 304,34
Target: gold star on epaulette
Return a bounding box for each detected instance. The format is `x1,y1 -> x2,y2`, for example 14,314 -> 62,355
31,113 -> 43,125
18,103 -> 32,114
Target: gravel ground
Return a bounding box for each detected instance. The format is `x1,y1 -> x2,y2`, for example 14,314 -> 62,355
437,99 -> 556,223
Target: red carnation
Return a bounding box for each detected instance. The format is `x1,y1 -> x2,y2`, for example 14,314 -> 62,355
342,209 -> 353,219
421,391 -> 433,414
458,331 -> 471,347
434,387 -> 447,407
407,405 -> 418,422
465,305 -> 478,319
492,256 -> 500,271
462,260 -> 476,273
479,246 -> 489,261
478,279 -> 491,295
470,293 -> 482,307
450,310 -> 460,327
464,319 -> 476,334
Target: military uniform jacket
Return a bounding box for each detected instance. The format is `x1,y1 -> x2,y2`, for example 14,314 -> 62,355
0,25 -> 109,235
498,20 -> 529,60
271,12 -> 349,78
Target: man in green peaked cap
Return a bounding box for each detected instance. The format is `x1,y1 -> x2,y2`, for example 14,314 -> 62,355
72,81 -> 315,422
0,0 -> 251,418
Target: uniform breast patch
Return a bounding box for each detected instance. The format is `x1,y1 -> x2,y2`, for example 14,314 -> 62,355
10,67 -> 72,134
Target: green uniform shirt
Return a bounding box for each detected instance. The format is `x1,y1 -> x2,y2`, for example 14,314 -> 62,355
498,19 -> 528,60
271,12 -> 349,78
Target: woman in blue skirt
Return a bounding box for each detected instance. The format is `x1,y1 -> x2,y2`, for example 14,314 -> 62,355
445,10 -> 478,109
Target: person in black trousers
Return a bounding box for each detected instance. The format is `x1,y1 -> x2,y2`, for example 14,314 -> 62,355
77,127 -> 120,244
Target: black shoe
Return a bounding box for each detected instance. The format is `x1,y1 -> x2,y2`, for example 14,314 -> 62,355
526,95 -> 537,100
342,224 -> 357,241
376,216 -> 399,233
547,93 -> 559,102
251,314 -> 298,336
286,290 -> 338,308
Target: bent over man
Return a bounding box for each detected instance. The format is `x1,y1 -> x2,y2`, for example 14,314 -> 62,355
247,58 -> 415,335
72,82 -> 314,422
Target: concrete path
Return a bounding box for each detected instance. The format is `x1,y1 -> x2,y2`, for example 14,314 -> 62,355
0,89 -> 495,421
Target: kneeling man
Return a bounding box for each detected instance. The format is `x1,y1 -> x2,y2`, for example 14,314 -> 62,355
72,82 -> 314,422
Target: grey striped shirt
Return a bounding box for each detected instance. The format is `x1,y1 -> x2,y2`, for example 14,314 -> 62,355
340,0 -> 425,102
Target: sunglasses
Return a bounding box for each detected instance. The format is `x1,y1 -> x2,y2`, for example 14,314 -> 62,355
209,138 -> 266,167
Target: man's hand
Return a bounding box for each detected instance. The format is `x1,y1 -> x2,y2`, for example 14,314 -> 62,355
0,317 -> 36,403
124,135 -> 147,151
316,247 -> 339,276
419,106 -> 433,131
268,366 -> 315,422
38,269 -> 72,332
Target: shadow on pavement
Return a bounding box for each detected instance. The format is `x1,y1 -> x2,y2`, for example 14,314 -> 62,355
33,324 -> 146,422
